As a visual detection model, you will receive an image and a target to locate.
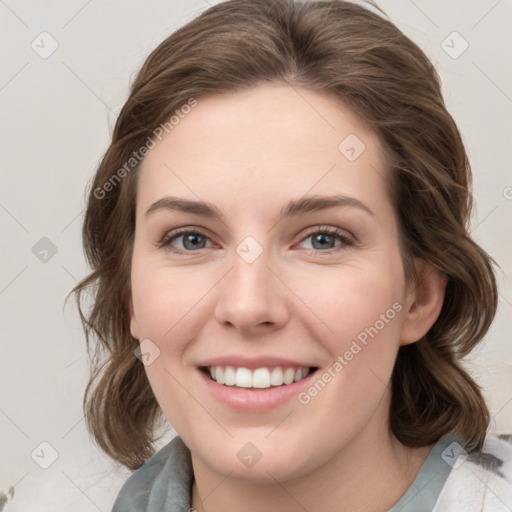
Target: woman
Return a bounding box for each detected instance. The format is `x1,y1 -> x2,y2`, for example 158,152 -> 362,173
69,0 -> 512,510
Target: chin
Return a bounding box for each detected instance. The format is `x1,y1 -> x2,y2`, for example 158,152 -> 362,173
190,434 -> 320,484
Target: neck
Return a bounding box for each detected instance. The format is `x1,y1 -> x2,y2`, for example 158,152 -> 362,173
190,405 -> 433,512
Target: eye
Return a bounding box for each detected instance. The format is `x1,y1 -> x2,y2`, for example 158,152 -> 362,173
158,225 -> 355,255
158,227 -> 214,254
297,226 -> 355,253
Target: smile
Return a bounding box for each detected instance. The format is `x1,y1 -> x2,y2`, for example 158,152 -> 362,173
201,365 -> 317,389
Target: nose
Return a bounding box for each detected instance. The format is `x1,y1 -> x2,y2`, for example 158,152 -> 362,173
214,244 -> 290,336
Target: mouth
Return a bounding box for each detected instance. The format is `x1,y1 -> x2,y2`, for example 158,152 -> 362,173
199,365 -> 318,390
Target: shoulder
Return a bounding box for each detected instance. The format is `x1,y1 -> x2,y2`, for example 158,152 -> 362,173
111,435 -> 193,512
433,433 -> 512,512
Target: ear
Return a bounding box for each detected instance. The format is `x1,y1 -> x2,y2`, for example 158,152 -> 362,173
400,259 -> 447,346
129,296 -> 140,340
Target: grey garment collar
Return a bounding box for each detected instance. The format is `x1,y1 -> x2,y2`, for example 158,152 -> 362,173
111,435 -> 193,512
112,433 -> 461,512
387,433 -> 463,512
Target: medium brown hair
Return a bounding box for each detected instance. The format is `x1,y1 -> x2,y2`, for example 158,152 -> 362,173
67,0 -> 499,470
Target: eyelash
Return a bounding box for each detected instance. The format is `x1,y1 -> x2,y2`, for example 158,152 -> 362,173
158,225 -> 355,255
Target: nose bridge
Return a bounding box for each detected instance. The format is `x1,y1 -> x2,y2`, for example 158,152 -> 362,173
214,235 -> 288,331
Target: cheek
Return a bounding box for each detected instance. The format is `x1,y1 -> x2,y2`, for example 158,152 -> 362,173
292,260 -> 405,353
130,257 -> 215,429
291,259 -> 405,414
130,255 -> 213,344
292,264 -> 404,426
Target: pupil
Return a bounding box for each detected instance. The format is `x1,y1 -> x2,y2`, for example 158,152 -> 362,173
313,233 -> 333,249
184,234 -> 204,250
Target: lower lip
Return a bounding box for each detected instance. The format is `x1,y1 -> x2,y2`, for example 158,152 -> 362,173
197,368 -> 318,412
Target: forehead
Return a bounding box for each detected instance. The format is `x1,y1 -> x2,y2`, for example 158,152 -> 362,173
136,84 -> 390,218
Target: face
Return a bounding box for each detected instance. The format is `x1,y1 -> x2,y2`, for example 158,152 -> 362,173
129,84 -> 418,482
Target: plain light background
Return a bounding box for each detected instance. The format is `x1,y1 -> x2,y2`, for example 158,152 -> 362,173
0,0 -> 511,510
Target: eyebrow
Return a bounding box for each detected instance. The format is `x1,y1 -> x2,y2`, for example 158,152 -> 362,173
144,194 -> 375,220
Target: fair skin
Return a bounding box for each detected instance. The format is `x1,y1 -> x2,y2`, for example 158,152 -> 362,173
129,84 -> 447,512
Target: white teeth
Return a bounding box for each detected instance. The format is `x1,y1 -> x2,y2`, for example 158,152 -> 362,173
235,367 -> 253,387
224,366 -> 236,386
270,367 -> 284,386
216,366 -> 225,385
283,368 -> 295,385
252,368 -> 270,388
206,365 -> 311,389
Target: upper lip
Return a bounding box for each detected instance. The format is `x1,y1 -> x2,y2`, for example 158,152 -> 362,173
198,356 -> 317,370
